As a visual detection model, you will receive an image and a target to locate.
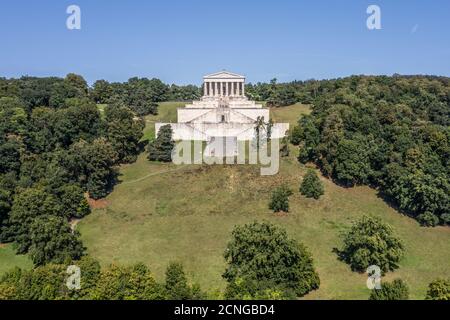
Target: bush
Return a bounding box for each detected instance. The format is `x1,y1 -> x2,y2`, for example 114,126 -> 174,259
300,169 -> 324,199
441,214 -> 450,225
417,212 -> 440,227
426,279 -> 450,300
337,216 -> 405,273
269,184 -> 293,212
369,279 -> 409,300
223,221 -> 320,299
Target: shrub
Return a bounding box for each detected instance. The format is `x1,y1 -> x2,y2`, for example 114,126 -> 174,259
300,169 -> 324,199
369,279 -> 409,300
269,184 -> 293,212
417,212 -> 440,227
426,279 -> 450,300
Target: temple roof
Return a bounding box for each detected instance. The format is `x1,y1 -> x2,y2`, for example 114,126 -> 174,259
203,70 -> 245,80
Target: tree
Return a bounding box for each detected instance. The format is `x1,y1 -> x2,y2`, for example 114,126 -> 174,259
269,184 -> 293,213
223,221 -> 320,299
49,74 -> 88,108
68,138 -> 118,199
337,216 -> 405,273
92,263 -> 165,300
28,215 -> 84,266
0,264 -> 70,300
126,77 -> 168,116
0,138 -> 22,175
165,262 -> 199,300
91,80 -> 113,104
8,187 -> 62,254
426,279 -> 450,300
300,169 -> 324,199
334,136 -> 373,186
105,104 -> 144,163
369,279 -> 409,300
148,125 -> 174,162
56,184 -> 90,219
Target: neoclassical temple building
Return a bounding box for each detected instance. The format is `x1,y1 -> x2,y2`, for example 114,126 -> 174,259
156,71 -> 289,156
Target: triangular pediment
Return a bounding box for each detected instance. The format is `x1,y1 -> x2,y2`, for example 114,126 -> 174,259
203,71 -> 245,80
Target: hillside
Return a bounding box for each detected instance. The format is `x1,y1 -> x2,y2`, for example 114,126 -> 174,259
74,102 -> 450,299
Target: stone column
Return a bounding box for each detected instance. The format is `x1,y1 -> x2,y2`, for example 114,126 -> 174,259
215,82 -> 219,96
231,82 -> 235,96
225,81 -> 229,96
209,82 -> 212,97
242,81 -> 245,96
204,82 -> 208,96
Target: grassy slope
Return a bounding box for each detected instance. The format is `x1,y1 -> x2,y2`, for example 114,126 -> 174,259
0,244 -> 32,275
77,102 -> 450,300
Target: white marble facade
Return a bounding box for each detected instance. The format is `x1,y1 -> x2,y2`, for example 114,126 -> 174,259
156,71 -> 289,154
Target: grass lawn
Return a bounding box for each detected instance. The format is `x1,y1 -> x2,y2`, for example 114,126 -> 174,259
76,102 -> 450,300
0,244 -> 33,276
142,101 -> 184,142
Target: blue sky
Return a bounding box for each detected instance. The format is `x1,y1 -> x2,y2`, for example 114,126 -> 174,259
0,0 -> 449,85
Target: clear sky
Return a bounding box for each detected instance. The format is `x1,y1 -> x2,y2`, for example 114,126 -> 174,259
0,0 -> 449,85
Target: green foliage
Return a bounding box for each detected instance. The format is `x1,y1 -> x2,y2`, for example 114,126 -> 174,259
165,262 -> 191,299
0,97 -> 27,136
369,279 -> 409,300
0,258 -> 207,300
105,104 -> 145,163
69,138 -> 118,199
93,263 -> 165,300
91,80 -> 113,104
426,279 -> 450,300
223,221 -> 320,299
269,184 -> 293,212
126,77 -> 167,116
293,75 -> 449,225
8,187 -> 62,253
290,125 -> 302,146
148,125 -> 174,162
49,74 -> 88,108
417,211 -> 440,227
28,215 -> 84,266
0,264 -> 70,300
56,184 -> 90,219
0,137 -> 22,175
300,169 -> 324,199
334,135 -> 373,186
337,216 -> 405,273
165,262 -> 204,300
167,84 -> 201,101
